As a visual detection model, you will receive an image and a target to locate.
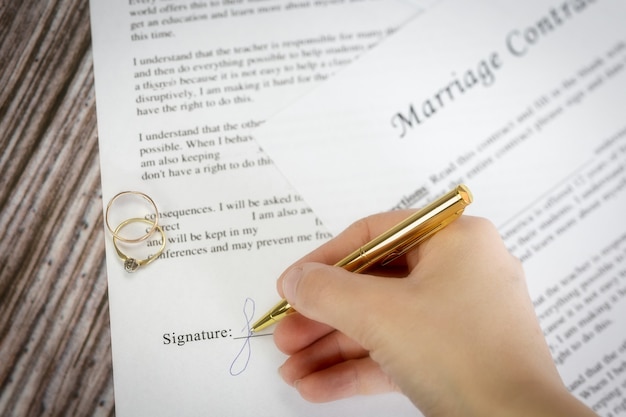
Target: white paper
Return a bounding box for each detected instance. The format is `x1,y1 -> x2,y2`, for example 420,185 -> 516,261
255,0 -> 626,413
88,1 -> 436,415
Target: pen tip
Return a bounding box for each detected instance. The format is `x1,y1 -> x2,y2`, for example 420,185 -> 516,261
251,299 -> 293,333
250,314 -> 274,333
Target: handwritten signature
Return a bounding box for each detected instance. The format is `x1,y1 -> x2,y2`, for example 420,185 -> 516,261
229,297 -> 272,376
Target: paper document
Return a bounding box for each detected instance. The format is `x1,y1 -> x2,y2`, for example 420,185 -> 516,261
255,0 -> 626,413
88,1 -> 433,416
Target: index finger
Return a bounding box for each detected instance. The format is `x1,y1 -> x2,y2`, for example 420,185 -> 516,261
277,210 -> 417,294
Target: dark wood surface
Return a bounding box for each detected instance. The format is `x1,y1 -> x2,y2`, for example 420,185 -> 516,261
0,1 -> 115,415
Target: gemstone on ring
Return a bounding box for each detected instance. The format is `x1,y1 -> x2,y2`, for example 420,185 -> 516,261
124,258 -> 140,273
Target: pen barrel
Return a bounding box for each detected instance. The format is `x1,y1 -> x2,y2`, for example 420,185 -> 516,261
335,184 -> 473,273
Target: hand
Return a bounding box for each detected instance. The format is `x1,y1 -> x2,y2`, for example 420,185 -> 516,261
273,213 -> 597,417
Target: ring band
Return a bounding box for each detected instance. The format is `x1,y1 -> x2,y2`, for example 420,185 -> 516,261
106,191 -> 159,243
112,218 -> 166,272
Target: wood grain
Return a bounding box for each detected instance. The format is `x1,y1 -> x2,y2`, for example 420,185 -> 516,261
0,1 -> 115,415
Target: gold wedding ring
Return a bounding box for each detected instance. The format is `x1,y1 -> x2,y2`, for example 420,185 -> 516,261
105,191 -> 159,243
112,218 -> 166,273
106,191 -> 165,272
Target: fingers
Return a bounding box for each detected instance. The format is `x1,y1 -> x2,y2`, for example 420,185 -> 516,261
273,313 -> 335,355
279,262 -> 394,348
278,330 -> 368,385
289,358 -> 399,403
278,330 -> 398,402
277,210 -> 415,296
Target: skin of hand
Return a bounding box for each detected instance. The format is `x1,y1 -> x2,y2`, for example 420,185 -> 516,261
273,213 -> 597,417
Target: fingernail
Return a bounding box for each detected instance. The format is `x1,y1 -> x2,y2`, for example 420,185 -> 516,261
282,266 -> 302,303
293,379 -> 302,391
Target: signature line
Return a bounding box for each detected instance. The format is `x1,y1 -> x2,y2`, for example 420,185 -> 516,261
233,334 -> 273,340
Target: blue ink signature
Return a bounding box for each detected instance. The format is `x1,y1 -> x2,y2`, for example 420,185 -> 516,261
229,298 -> 272,376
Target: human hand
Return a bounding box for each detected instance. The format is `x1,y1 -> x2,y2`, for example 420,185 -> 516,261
274,213 -> 596,417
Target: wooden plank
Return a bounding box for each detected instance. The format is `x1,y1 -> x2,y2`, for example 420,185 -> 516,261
0,0 -> 115,415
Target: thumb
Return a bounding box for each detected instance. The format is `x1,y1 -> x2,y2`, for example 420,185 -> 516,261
281,262 -> 387,346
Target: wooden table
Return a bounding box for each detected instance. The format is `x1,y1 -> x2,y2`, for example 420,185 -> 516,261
0,1 -> 115,415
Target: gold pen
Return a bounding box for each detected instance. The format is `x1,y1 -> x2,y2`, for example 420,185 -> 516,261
251,184 -> 473,333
